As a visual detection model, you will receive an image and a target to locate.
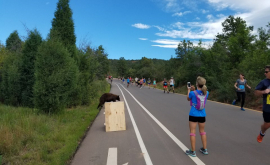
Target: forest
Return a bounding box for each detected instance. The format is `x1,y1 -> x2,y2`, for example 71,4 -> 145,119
109,16 -> 270,109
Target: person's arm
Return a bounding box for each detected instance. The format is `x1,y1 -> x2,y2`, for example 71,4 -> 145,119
255,89 -> 270,96
234,82 -> 240,91
246,83 -> 251,89
187,87 -> 191,101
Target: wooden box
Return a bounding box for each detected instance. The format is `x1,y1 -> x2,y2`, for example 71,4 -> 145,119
105,101 -> 126,132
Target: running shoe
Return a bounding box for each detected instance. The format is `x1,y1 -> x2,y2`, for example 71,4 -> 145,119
199,148 -> 208,155
241,107 -> 245,111
232,99 -> 236,105
185,150 -> 196,157
257,134 -> 264,143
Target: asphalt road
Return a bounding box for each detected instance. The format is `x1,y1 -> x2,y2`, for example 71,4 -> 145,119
71,79 -> 270,165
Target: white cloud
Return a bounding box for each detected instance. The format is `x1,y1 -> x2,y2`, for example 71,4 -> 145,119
156,18 -> 224,39
202,9 -> 209,14
206,14 -> 214,20
132,23 -> 151,29
207,0 -> 270,11
151,39 -> 213,49
172,22 -> 185,29
172,11 -> 191,17
195,17 -> 200,20
139,38 -> 148,40
216,14 -> 225,18
172,12 -> 183,16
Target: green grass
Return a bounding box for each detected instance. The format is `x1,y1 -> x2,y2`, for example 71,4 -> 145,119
0,80 -> 110,165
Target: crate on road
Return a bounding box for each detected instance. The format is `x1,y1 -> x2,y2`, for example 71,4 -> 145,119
105,101 -> 126,132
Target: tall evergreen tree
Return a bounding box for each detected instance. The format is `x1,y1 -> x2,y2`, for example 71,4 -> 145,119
20,29 -> 43,107
6,30 -> 22,53
50,0 -> 77,60
34,39 -> 78,113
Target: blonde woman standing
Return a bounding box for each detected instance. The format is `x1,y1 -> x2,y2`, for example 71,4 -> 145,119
186,76 -> 209,157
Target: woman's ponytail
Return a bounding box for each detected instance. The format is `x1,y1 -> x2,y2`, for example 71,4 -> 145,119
202,85 -> 207,95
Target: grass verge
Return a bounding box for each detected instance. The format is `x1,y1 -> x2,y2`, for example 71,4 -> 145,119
0,80 -> 110,165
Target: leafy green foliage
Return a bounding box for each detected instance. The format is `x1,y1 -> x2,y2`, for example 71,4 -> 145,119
50,0 -> 77,60
34,39 -> 78,113
20,29 -> 43,107
0,52 -> 22,105
5,30 -> 22,53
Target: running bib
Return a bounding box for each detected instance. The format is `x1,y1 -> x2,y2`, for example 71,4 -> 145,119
239,85 -> 245,89
267,94 -> 270,105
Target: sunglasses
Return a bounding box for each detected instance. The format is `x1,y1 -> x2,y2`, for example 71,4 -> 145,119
265,71 -> 270,74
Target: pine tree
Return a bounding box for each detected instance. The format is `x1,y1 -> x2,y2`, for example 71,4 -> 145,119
20,29 -> 43,107
50,0 -> 77,60
6,30 -> 22,53
34,39 -> 78,113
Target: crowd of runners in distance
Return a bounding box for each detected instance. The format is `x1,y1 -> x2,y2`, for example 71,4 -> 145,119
107,65 -> 270,157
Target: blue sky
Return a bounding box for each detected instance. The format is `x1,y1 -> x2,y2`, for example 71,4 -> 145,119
1,0 -> 270,60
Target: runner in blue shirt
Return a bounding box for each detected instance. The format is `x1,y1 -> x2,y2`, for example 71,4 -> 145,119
232,74 -> 251,111
127,77 -> 130,88
186,76 -> 209,157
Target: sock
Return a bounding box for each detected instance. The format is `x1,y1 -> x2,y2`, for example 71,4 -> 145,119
260,131 -> 265,136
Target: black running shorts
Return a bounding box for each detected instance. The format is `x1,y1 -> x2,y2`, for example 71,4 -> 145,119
263,111 -> 270,123
189,116 -> 206,123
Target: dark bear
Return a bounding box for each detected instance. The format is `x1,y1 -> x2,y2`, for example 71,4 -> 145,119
97,93 -> 120,109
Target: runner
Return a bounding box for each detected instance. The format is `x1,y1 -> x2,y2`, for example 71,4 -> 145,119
162,78 -> 168,93
135,77 -> 138,86
153,78 -> 157,89
127,77 -> 130,88
143,78 -> 146,86
122,77 -> 125,84
255,65 -> 270,143
186,76 -> 209,157
147,78 -> 151,89
140,78 -> 143,89
111,76 -> 113,83
169,77 -> 175,93
232,74 -> 251,111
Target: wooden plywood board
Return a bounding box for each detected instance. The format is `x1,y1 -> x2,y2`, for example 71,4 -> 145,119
105,101 -> 126,132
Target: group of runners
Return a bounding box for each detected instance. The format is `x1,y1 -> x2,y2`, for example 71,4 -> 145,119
119,77 -> 157,89
185,65 -> 270,157
109,65 -> 270,157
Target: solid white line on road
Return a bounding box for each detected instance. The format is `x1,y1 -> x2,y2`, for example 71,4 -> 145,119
116,84 -> 153,165
119,84 -> 206,165
107,148 -> 117,165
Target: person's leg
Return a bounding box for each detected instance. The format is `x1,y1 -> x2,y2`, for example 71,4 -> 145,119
189,121 -> 197,151
258,112 -> 270,143
241,92 -> 246,108
261,122 -> 270,134
233,92 -> 241,105
198,122 -> 207,150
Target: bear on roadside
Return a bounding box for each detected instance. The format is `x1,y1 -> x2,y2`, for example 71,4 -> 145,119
97,93 -> 120,109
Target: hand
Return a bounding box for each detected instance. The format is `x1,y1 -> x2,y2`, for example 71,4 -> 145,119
249,86 -> 251,89
237,88 -> 241,91
187,85 -> 191,89
264,89 -> 270,94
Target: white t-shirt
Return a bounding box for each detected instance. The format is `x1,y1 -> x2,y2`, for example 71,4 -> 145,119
170,79 -> 174,85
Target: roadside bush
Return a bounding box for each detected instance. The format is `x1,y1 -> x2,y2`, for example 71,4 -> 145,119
34,39 -> 78,113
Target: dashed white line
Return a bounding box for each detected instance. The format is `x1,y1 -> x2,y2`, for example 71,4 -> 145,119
106,148 -> 117,165
116,84 -> 153,165
119,83 -> 206,165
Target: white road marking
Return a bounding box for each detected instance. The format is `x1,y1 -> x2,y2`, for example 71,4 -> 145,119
106,148 -> 117,165
116,84 -> 153,165
123,163 -> 129,165
119,84 -> 206,165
